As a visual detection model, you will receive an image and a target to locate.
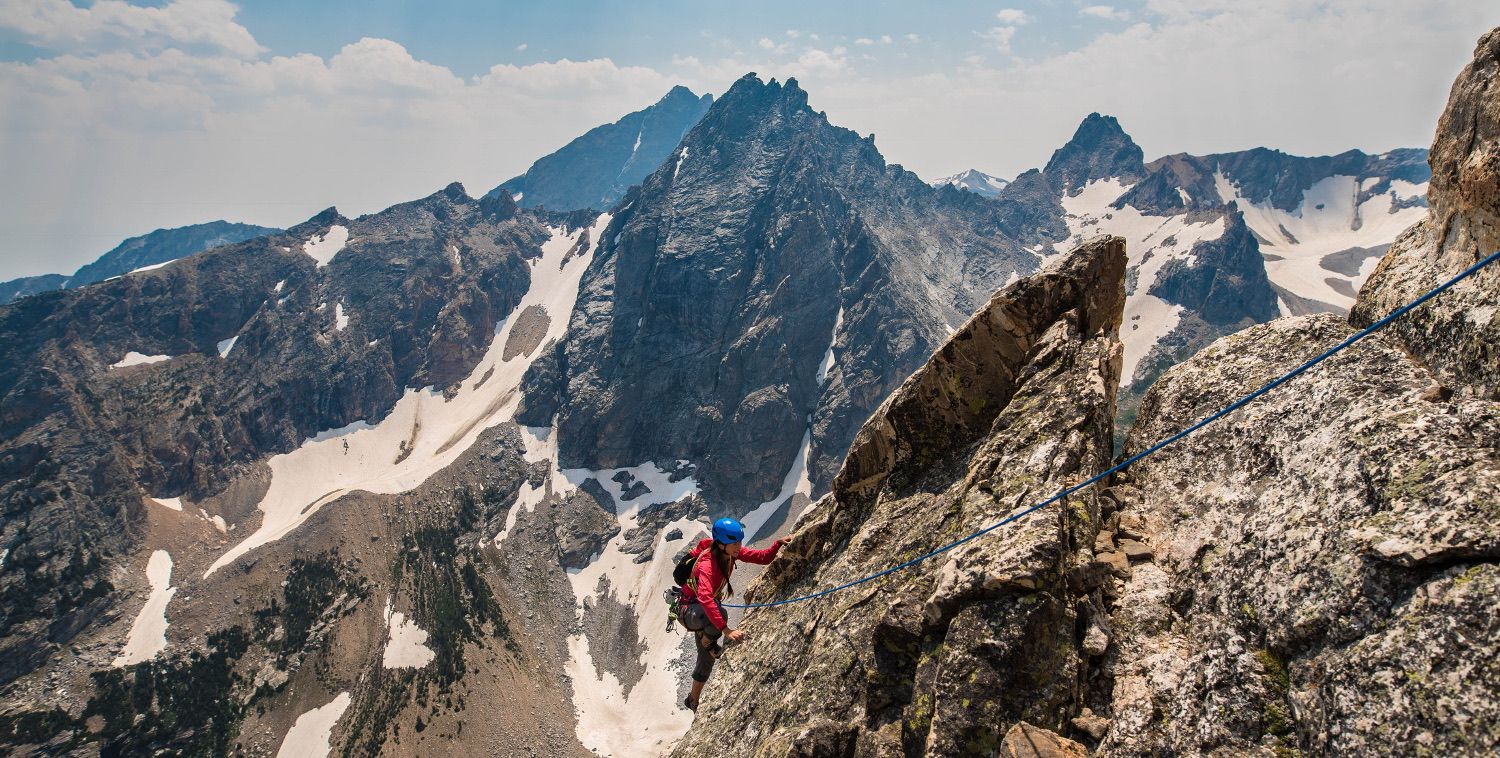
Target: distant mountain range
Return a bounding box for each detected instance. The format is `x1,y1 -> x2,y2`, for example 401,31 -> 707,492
0,69 -> 1435,758
932,168 -> 1009,198
1,221 -> 282,304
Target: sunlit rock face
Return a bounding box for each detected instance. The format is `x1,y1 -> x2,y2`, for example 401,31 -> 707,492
1099,29 -> 1500,757
1353,27 -> 1500,399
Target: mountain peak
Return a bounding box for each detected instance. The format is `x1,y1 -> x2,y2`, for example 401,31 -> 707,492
933,169 -> 1009,198
1044,112 -> 1146,193
715,72 -> 811,114
489,85 -> 713,211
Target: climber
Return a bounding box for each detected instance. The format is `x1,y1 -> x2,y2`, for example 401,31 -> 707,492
677,517 -> 782,711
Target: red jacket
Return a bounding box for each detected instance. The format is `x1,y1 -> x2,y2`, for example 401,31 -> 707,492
687,537 -> 781,630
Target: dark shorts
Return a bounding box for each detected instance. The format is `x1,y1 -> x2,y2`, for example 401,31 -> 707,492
678,601 -> 722,682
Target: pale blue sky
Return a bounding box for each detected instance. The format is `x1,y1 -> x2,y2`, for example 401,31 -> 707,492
1,0 -> 1495,280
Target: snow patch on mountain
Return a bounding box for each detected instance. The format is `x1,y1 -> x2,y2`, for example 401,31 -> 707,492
149,496 -> 184,511
206,215 -> 611,576
217,336 -> 238,358
111,352 -> 172,369
113,550 -> 176,667
1057,179 -> 1226,385
129,258 -> 180,274
276,693 -> 351,758
382,598 -> 435,669
816,307 -> 844,386
302,225 -> 349,268
1215,172 -> 1427,311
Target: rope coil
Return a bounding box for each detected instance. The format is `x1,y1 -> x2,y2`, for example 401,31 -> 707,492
721,249 -> 1500,610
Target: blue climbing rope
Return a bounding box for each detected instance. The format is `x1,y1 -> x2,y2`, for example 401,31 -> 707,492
721,248 -> 1500,609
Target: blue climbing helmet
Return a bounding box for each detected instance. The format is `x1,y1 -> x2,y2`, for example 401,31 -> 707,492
712,517 -> 744,544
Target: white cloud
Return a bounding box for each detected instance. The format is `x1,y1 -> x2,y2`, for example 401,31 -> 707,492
906,34 -> 920,41
0,0 -> 1494,280
0,0 -> 264,58
515,43 -> 527,51
786,29 -> 800,38
880,35 -> 892,44
795,48 -> 850,78
996,9 -> 1031,25
980,26 -> 1018,52
814,0 -> 1491,186
1080,6 -> 1131,21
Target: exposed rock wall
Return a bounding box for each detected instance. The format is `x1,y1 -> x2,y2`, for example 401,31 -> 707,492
1353,28 -> 1500,398
1100,29 -> 1500,755
671,236 -> 1123,757
1104,315 -> 1500,756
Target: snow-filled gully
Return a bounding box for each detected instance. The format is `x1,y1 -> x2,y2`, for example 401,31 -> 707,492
206,215 -> 612,576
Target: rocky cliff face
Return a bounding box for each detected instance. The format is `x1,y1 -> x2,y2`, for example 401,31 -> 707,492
1352,28 -> 1500,399
523,74 -> 1038,512
673,236 -> 1124,757
1102,313 -> 1500,757
1075,30 -> 1498,756
491,86 -> 714,212
0,220 -> 281,305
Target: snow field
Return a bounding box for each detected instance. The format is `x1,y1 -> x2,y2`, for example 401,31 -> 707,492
302,225 -> 349,267
111,352 -> 172,369
113,550 -> 176,667
815,307 -> 843,386
149,496 -> 184,511
205,215 -> 612,576
276,692 -> 351,758
382,598 -> 435,669
1215,172 -> 1427,310
217,336 -> 238,358
334,302 -> 349,331
1058,179 -> 1225,385
490,427 -> 708,756
563,502 -> 704,758
128,258 -> 180,274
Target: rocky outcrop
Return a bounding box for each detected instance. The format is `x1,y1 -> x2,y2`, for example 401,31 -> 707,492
1099,30 -> 1500,756
1353,28 -> 1500,398
491,85 -> 714,212
672,236 -> 1124,757
1103,313 -> 1500,757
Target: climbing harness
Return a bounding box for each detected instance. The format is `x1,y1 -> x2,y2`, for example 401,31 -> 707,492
720,249 -> 1500,610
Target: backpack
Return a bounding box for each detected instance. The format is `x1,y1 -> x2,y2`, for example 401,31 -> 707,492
663,549 -> 700,632
672,550 -> 699,587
